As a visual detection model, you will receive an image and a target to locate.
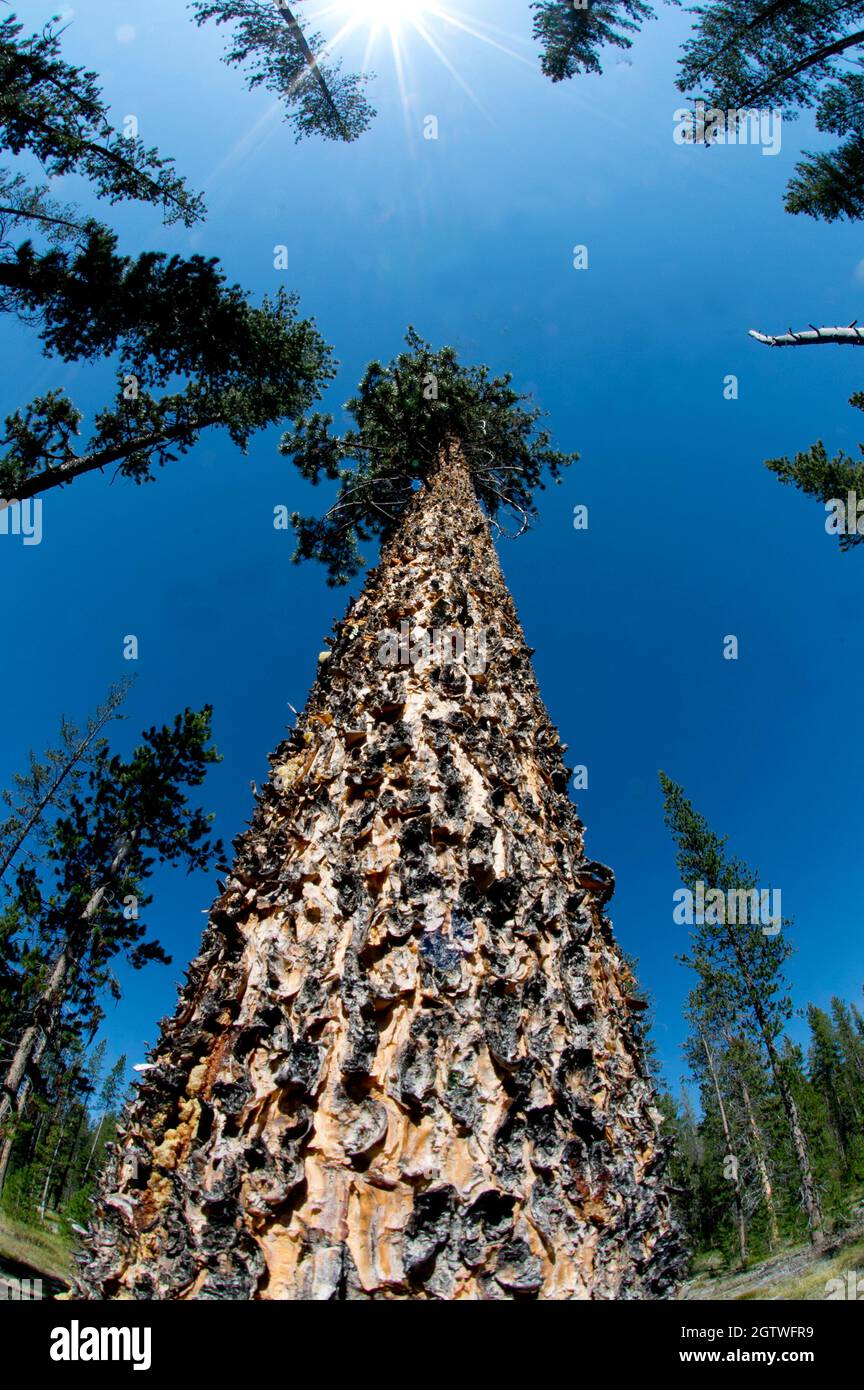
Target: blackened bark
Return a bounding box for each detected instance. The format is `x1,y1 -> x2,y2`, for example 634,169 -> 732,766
80,442 -> 683,1300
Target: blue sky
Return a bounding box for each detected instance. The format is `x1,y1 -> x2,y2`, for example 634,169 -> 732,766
1,0 -> 863,1095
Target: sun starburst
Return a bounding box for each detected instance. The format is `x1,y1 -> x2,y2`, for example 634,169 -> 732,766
311,0 -> 531,125
337,0 -> 431,37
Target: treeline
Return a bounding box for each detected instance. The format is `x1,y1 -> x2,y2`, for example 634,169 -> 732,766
1,1037 -> 127,1232
659,996 -> 864,1268
0,682 -> 223,1219
654,777 -> 864,1271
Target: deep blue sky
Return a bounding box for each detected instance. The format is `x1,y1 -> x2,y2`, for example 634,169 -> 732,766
2,0 -> 862,1096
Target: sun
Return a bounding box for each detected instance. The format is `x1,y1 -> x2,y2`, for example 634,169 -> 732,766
341,0 -> 432,35
315,0 -> 530,126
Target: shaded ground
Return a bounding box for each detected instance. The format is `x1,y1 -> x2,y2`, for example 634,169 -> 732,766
681,1225 -> 864,1301
0,1211 -> 73,1296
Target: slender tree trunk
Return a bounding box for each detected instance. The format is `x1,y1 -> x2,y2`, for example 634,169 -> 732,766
739,1074 -> 779,1250
700,1031 -> 747,1268
39,1113 -> 69,1221
775,1059 -> 824,1239
84,1112 -> 106,1176
52,1064 -> 94,1210
717,922 -> 823,1240
0,952 -> 68,1132
0,835 -> 132,1135
0,1030 -> 47,1194
80,441 -> 682,1301
0,682 -> 127,882
273,1 -> 351,140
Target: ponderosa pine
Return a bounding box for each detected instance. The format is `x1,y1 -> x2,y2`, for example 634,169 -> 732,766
80,338 -> 682,1300
660,773 -> 824,1242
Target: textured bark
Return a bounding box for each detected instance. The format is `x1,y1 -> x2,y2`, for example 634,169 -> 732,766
80,442 -> 682,1300
0,958 -> 66,1132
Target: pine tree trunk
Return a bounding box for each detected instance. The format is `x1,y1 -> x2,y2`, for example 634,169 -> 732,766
84,1113 -> 106,1176
769,1046 -> 823,1241
80,442 -> 682,1300
0,683 -> 126,883
0,1030 -> 47,1194
700,1032 -> 747,1268
739,1075 -> 779,1251
272,2 -> 350,141
0,835 -> 133,1161
0,953 -> 67,1131
716,922 -> 824,1241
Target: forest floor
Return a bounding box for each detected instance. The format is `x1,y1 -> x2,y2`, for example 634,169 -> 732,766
681,1223 -> 864,1300
0,1209 -> 74,1294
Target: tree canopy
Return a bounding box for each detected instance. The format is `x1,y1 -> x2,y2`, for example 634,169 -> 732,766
764,398 -> 864,551
0,15 -> 203,226
280,328 -> 578,585
677,1 -> 864,221
0,14 -> 334,502
531,1 -> 655,81
191,1 -> 375,142
660,772 -> 794,1052
1,705 -> 223,1061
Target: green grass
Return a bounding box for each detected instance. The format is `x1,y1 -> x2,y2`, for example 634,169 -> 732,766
0,1209 -> 74,1284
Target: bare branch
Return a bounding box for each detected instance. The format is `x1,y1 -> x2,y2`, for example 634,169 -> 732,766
749,325 -> 864,347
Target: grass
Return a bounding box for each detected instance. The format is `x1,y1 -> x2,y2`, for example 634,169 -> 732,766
682,1222 -> 864,1301
738,1234 -> 864,1300
0,1208 -> 74,1285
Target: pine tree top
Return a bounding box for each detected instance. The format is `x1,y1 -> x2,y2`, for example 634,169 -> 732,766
0,15 -> 204,225
191,0 -> 375,143
531,1 -> 655,82
281,328 -> 578,585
